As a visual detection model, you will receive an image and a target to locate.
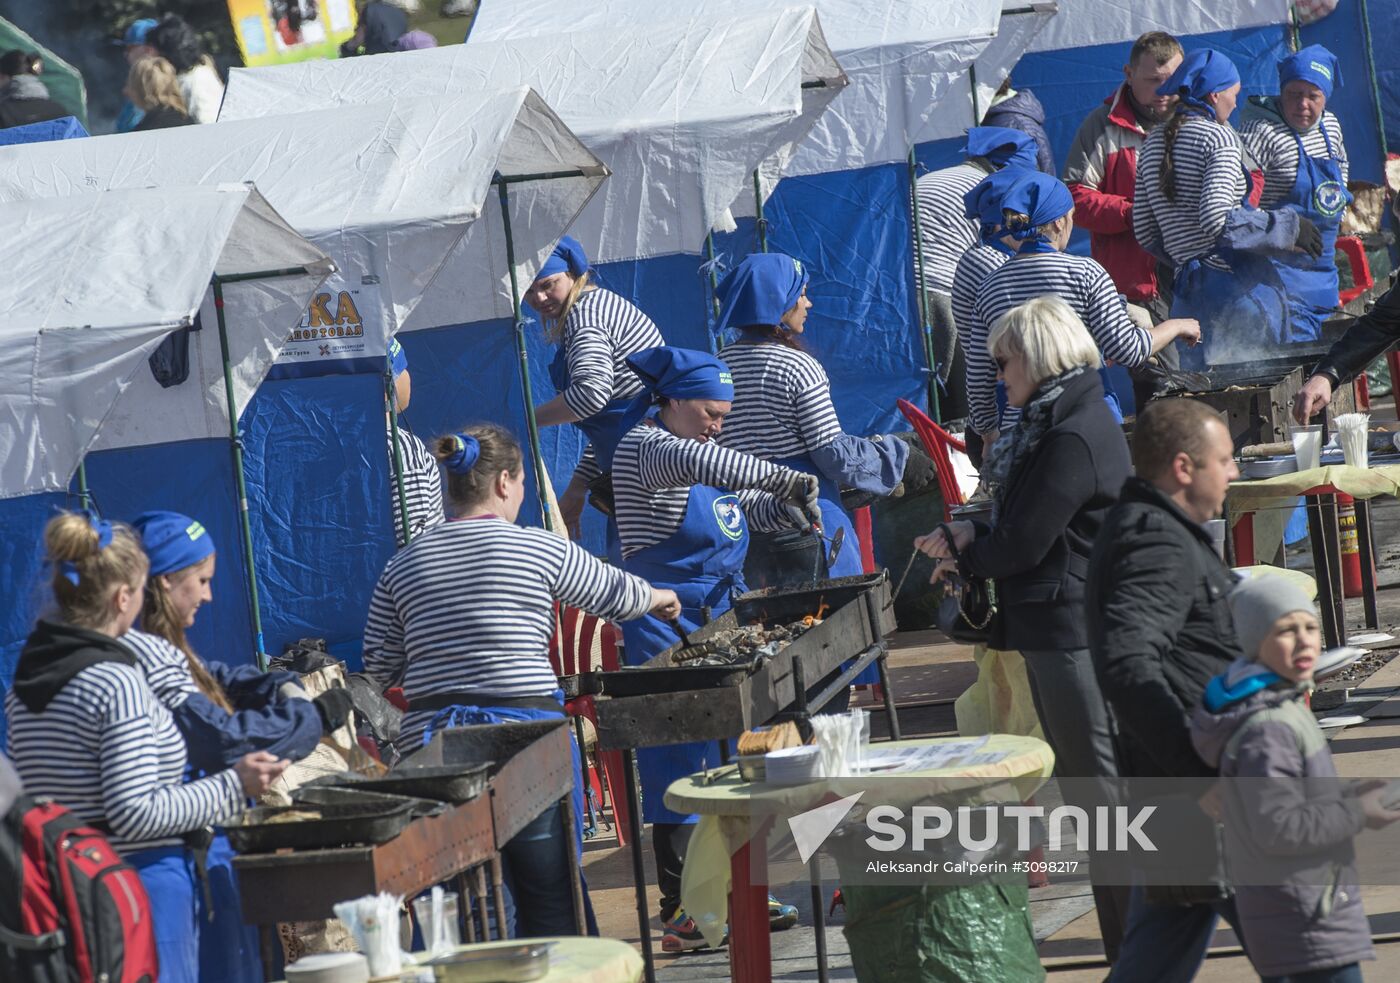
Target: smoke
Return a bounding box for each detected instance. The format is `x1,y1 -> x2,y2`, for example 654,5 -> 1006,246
0,0 -> 140,133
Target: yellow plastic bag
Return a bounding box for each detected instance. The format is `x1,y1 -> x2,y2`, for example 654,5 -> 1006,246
953,646 -> 1043,741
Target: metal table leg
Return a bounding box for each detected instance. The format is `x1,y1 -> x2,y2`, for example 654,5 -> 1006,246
472,865 -> 492,941
573,715 -> 597,836
622,750 -> 656,983
809,853 -> 829,983
1355,498 -> 1381,630
562,793 -> 588,935
454,870 -> 478,943
875,646 -> 901,741
489,854 -> 508,941
259,923 -> 282,982
1307,494 -> 1345,648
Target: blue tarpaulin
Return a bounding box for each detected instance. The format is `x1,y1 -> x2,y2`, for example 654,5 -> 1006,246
0,116 -> 87,146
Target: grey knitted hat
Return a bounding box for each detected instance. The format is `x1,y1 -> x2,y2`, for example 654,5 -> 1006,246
1227,576 -> 1317,659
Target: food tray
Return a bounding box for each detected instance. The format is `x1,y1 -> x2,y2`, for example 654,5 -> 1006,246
290,785 -> 445,817
225,800 -> 416,854
595,660 -> 758,697
425,942 -> 554,982
302,763 -> 493,805
1242,456 -> 1298,479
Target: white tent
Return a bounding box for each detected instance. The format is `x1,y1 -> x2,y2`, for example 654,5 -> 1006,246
0,184 -> 332,499
1028,0 -> 1286,52
0,88 -> 606,352
221,7 -> 845,276
469,0 -> 1011,174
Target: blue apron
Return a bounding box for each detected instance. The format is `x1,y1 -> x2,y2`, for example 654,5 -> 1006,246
127,846 -> 200,983
197,833 -> 261,983
1270,125 -> 1352,343
1169,162 -> 1291,370
621,478 -> 748,825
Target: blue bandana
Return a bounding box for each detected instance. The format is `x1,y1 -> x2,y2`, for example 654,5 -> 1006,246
714,253 -> 809,336
964,166 -> 1038,256
535,235 -> 589,282
962,126 -> 1038,170
443,433 -> 480,474
616,347 -> 734,439
132,510 -> 213,577
1279,44 -> 1340,101
60,510 -> 115,586
995,170 -> 1075,253
388,337 -> 407,377
1157,48 -> 1241,116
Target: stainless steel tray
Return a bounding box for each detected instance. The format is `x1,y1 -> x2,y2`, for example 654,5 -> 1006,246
425,942 -> 554,982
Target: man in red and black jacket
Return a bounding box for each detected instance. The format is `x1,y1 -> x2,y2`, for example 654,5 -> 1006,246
1063,32 -> 1184,409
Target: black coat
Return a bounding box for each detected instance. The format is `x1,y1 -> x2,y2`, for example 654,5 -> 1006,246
1086,477 -> 1240,778
134,105 -> 193,130
1314,279 -> 1400,387
960,369 -> 1130,651
0,97 -> 69,130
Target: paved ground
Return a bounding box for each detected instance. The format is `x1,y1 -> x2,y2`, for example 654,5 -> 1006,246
579,494 -> 1400,980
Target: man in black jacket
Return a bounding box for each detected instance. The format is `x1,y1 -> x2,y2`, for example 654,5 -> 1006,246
1087,398 -> 1244,982
1293,279 -> 1400,422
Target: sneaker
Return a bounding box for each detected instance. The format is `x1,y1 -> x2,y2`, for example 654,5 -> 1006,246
768,895 -> 798,931
661,909 -> 720,952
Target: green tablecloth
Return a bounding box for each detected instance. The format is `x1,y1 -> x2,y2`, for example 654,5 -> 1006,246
1229,464 -> 1400,563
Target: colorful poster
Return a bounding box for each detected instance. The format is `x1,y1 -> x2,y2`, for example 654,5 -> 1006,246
227,0 -> 358,68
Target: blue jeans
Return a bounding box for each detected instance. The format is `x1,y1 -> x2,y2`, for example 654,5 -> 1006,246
1108,883 -> 1246,983
496,800 -> 597,938
1262,965 -> 1363,983
127,846 -> 199,983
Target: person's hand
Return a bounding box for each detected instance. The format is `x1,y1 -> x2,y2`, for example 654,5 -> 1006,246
648,588 -> 682,621
782,473 -> 823,532
1294,216 -> 1324,258
1357,785 -> 1400,829
1124,303 -> 1154,331
234,751 -> 289,797
1292,374 -> 1334,424
913,521 -> 975,560
1197,782 -> 1223,821
1169,318 -> 1202,347
930,558 -> 959,586
313,687 -> 355,734
559,481 -> 587,540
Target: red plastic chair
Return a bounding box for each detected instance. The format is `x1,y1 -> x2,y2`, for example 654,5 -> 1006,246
549,605 -> 633,845
896,398 -> 969,521
1336,235 -> 1374,307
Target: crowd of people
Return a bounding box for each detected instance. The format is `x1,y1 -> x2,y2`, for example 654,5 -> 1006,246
6,13 -> 1400,983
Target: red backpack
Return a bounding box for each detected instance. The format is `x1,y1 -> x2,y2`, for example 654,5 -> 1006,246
0,796 -> 157,983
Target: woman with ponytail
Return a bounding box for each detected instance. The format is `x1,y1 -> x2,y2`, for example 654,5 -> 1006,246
524,236 -> 665,540
121,510 -> 342,983
1134,48 -> 1325,367
362,423 -> 679,938
5,511 -> 287,983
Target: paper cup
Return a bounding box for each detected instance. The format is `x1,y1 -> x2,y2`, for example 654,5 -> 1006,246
1291,425 -> 1323,471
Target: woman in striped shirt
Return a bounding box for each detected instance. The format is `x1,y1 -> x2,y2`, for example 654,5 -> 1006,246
716,252 -> 906,601
387,336 -> 445,548
363,423 -> 679,938
1134,49 -> 1325,367
611,346 -> 821,950
525,236 -> 665,541
967,169 -> 1200,444
122,509 -> 343,983
5,511 -> 286,983
1239,45 -> 1351,343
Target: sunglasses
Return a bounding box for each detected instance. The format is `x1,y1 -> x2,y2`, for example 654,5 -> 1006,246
994,355 -> 1008,370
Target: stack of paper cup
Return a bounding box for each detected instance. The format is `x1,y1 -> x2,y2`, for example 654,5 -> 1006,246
1335,413 -> 1370,469
1291,424 -> 1324,471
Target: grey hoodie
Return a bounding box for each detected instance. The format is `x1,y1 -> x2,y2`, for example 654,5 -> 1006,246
1191,660 -> 1372,976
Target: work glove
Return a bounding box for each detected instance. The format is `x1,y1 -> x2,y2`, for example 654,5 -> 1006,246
781,472 -> 823,532
313,687 -> 356,734
1294,216 -> 1324,259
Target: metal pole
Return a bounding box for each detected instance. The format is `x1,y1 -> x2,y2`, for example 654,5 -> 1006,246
753,170 -> 768,253
211,279 -> 268,670
76,460 -> 92,512
704,233 -> 723,354
1359,0 -> 1391,154
907,148 -> 942,419
385,357 -> 413,547
621,751 -> 656,983
494,178 -> 555,531
969,63 -> 982,124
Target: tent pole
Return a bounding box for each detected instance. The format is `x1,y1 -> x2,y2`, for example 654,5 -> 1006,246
704,233 -> 723,353
753,170 -> 768,252
1359,0 -> 1390,153
211,278 -> 269,670
494,177 -> 556,532
970,63 -> 982,124
386,358 -> 413,547
76,459 -> 92,512
907,148 -> 941,420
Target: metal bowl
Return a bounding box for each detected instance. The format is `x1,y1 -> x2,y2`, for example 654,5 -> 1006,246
1241,456 -> 1298,479
425,943 -> 554,982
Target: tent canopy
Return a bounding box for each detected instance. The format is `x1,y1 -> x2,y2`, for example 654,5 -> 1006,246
0,184 -> 332,498
221,7 -> 845,274
470,0 -> 1009,174
0,16 -> 87,126
0,88 -> 607,347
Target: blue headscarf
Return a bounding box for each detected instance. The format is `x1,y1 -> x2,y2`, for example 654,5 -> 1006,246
994,170 -> 1075,254
615,347 -> 734,439
535,235 -> 589,281
132,510 -> 214,577
388,337 -> 408,377
963,166 -> 1038,256
442,433 -> 480,474
714,253 -> 809,336
962,126 -> 1038,170
1157,48 -> 1241,116
1279,44 -> 1340,101
59,510 -> 114,586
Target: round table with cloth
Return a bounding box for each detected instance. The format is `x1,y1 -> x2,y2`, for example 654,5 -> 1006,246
666,734 -> 1054,983
275,937 -> 642,982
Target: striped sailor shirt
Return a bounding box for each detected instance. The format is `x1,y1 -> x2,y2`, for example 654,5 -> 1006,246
952,244 -> 1012,434
915,162 -> 993,294
716,342 -> 842,461
1240,109 -> 1348,208
389,425 -> 445,548
1134,115 -> 1249,271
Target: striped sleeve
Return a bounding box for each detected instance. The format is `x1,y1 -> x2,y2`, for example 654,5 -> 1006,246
94,668 -> 243,844
737,489 -> 795,533
1198,135 -> 1245,243
391,427 -> 445,548
914,163 -> 987,293
560,289 -> 665,420
953,247 -> 1009,435
716,344 -> 841,460
561,317 -> 620,420
1130,139 -> 1167,264
363,572 -> 408,689
1078,261 -> 1151,367
123,629 -> 198,709
571,444 -> 603,487
552,540 -> 652,622
792,377 -> 843,453
637,430 -> 793,497
1134,118 -> 1247,267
